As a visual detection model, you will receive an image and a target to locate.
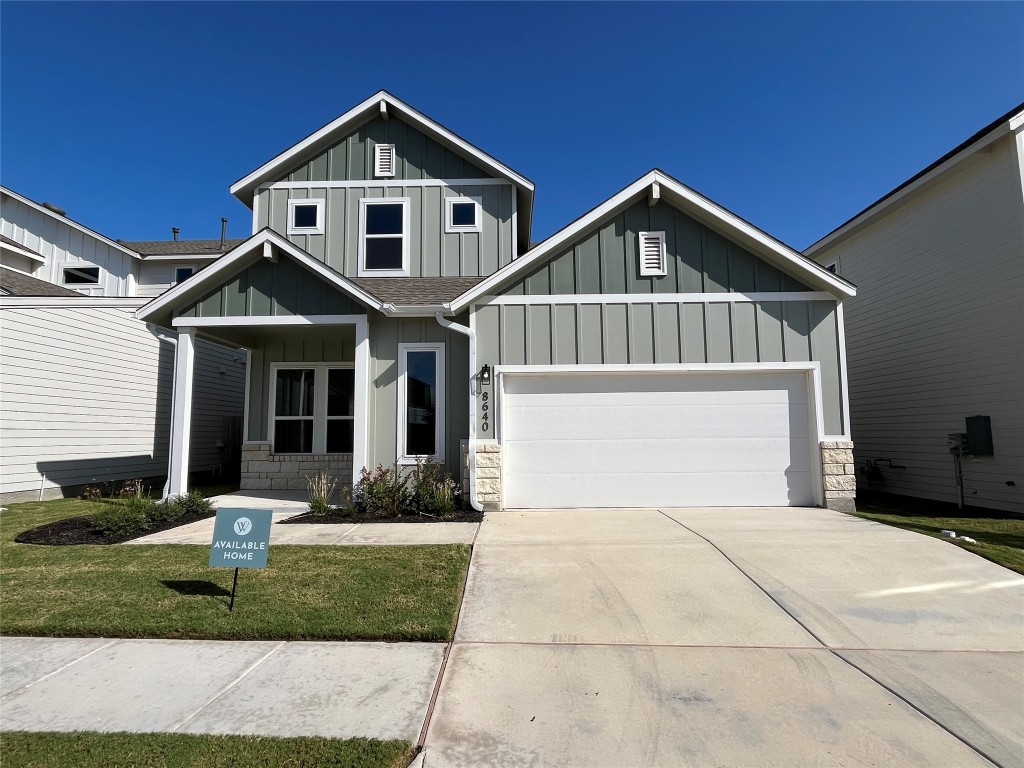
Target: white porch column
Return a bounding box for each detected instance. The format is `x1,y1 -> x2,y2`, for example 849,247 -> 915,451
352,316 -> 369,478
167,327 -> 196,497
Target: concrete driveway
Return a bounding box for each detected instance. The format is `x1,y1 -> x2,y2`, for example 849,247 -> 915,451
424,508 -> 1024,768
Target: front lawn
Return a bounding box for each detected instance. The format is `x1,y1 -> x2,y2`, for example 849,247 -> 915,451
0,500 -> 470,641
0,732 -> 413,768
852,494 -> 1024,575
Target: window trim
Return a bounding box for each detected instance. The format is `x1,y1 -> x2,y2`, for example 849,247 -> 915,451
357,197 -> 411,277
397,342 -> 445,464
445,196 -> 482,234
638,231 -> 668,277
268,363 -> 355,455
173,265 -> 196,285
59,263 -> 101,286
286,198 -> 325,236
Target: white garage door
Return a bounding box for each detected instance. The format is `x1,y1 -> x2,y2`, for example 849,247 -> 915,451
502,370 -> 817,509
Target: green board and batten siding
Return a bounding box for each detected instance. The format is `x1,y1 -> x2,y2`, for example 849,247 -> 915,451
178,258 -> 366,318
474,199 -> 845,435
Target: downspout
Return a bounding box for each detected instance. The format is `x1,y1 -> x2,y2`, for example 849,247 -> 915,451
434,312 -> 484,512
148,323 -> 177,500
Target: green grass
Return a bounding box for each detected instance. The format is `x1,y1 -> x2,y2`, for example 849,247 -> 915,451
0,499 -> 470,641
0,732 -> 414,768
851,497 -> 1024,575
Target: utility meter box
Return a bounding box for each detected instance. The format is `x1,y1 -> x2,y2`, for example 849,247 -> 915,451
948,433 -> 969,453
966,415 -> 994,455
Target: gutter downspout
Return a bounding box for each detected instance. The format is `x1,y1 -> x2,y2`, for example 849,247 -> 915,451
148,323 -> 177,500
434,311 -> 484,512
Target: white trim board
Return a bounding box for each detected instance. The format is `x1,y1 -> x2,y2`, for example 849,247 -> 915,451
449,170 -> 856,313
0,239 -> 46,264
172,314 -> 367,327
0,297 -> 147,309
139,254 -> 221,262
477,291 -> 837,306
259,178 -> 514,191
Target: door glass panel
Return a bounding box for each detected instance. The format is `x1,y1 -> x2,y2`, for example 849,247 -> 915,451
405,351 -> 437,456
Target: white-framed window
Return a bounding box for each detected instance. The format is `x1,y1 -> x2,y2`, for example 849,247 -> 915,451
374,143 -> 396,177
270,364 -> 355,454
445,196 -> 482,234
60,264 -> 101,285
397,343 -> 445,464
287,198 -> 325,235
357,197 -> 410,277
638,231 -> 667,277
174,265 -> 195,284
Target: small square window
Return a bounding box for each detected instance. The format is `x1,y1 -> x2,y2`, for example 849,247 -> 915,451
287,199 -> 324,235
445,197 -> 482,233
61,266 -> 100,285
174,266 -> 194,284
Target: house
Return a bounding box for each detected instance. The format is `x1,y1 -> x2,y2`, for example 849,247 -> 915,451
0,187 -> 247,503
138,90 -> 857,512
806,104 -> 1024,514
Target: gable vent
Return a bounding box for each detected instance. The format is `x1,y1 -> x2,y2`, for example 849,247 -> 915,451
374,143 -> 396,178
638,231 -> 667,277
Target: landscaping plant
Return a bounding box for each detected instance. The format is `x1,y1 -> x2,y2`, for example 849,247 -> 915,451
354,465 -> 410,518
92,497 -> 155,538
409,458 -> 460,518
307,470 -> 338,516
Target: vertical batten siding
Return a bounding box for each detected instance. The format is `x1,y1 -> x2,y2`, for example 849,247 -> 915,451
0,305 -> 245,501
1,193 -> 137,297
811,132 -> 1023,512
474,299 -> 844,436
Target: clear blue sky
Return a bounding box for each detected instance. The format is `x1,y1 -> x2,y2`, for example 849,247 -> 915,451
2,2 -> 1021,250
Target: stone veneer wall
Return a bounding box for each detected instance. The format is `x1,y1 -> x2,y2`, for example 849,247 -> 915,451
475,442 -> 502,509
240,442 -> 353,491
821,440 -> 856,513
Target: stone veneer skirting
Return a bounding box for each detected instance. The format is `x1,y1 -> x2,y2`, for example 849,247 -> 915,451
475,442 -> 502,509
240,442 -> 354,491
820,440 -> 856,513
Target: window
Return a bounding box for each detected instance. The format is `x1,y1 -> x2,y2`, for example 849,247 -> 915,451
287,198 -> 324,235
174,266 -> 194,284
445,196 -> 482,233
638,231 -> 667,277
397,343 -> 445,463
358,197 -> 410,276
61,265 -> 100,285
271,365 -> 354,454
374,143 -> 396,177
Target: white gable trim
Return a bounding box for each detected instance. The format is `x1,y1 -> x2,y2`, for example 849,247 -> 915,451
135,229 -> 382,323
229,90 -> 534,204
0,239 -> 46,264
449,170 -> 856,313
1,186 -> 141,260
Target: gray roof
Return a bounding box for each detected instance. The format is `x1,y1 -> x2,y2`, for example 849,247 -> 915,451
120,239 -> 246,257
1,234 -> 45,259
350,277 -> 485,306
0,266 -> 81,297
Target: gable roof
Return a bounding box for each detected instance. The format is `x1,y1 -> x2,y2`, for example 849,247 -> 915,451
0,186 -> 141,260
1,234 -> 46,264
806,102 -> 1024,255
123,238 -> 247,258
449,170 -> 856,313
0,265 -> 82,297
350,277 -> 484,307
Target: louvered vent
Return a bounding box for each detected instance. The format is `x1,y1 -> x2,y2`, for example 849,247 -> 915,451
638,231 -> 667,276
374,143 -> 396,177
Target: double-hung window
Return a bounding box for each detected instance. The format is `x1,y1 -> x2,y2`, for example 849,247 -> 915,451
271,365 -> 354,454
358,197 -> 409,276
397,343 -> 445,463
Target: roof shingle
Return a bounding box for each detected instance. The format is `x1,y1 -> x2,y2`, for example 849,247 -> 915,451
0,266 -> 82,297
350,277 -> 485,306
121,239 -> 246,257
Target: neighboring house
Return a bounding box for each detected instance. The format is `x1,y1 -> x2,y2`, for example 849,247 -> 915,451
0,188 -> 246,503
807,104 -> 1024,514
139,90 -> 857,512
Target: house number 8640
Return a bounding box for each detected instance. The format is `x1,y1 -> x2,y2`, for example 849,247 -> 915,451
481,391 -> 490,432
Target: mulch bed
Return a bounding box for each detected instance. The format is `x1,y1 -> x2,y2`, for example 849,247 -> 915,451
14,510 -> 217,547
278,510 -> 483,525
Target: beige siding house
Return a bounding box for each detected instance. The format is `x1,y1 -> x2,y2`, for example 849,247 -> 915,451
807,104 -> 1024,513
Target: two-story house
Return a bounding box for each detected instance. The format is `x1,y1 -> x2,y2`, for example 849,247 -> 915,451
139,91 -> 857,512
0,188 -> 247,502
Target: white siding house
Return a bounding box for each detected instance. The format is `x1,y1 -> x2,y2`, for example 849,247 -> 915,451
807,105 -> 1024,513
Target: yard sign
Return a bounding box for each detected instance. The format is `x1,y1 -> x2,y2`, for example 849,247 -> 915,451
209,508 -> 273,610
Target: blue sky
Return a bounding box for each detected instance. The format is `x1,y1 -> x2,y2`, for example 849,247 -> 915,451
1,2 -> 1021,249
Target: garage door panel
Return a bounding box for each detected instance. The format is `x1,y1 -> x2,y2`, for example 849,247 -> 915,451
501,370 -> 817,509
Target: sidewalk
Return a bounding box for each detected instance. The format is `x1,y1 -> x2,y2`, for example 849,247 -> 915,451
1,637 -> 443,740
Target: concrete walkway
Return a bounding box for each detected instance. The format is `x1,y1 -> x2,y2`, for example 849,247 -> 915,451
1,637 -> 443,741
423,508 -> 1024,768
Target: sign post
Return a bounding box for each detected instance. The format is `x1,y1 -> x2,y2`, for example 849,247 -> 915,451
208,508 -> 273,611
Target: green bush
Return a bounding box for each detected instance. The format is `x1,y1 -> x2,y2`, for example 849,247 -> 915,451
355,465 -> 409,518
92,497 -> 155,538
174,489 -> 214,517
306,471 -> 337,516
409,458 -> 460,518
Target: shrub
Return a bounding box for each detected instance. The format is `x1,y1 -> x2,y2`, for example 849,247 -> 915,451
93,497 -> 155,538
79,485 -> 102,501
409,458 -> 461,518
307,471 -> 337,516
117,478 -> 147,499
354,465 -> 409,518
173,489 -> 214,517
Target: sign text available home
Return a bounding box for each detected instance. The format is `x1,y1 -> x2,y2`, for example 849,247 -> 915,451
209,508 -> 273,568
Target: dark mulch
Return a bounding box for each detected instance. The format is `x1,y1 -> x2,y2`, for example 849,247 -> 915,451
14,510 -> 217,547
279,509 -> 483,525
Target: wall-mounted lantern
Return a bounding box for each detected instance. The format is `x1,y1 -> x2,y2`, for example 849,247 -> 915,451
479,364 -> 492,386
